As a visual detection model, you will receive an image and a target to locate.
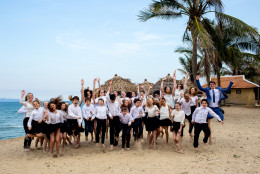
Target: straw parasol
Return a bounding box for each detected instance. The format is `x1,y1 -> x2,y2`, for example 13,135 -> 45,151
99,74 -> 137,93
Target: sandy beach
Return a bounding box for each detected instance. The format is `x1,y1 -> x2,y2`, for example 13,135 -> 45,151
0,106 -> 259,174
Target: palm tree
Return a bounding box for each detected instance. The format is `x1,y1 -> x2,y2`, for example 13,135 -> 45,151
138,0 -> 259,86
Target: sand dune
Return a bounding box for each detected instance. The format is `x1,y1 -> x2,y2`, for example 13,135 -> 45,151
0,106 -> 259,174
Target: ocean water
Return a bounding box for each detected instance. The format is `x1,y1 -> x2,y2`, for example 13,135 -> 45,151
0,102 -> 25,140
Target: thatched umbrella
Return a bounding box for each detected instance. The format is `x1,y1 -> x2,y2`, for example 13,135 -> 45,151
151,74 -> 193,95
99,74 -> 137,93
138,79 -> 154,92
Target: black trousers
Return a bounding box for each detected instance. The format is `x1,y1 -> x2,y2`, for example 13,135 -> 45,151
133,118 -> 143,140
193,123 -> 211,148
122,124 -> 131,148
84,118 -> 94,137
109,116 -> 121,145
185,114 -> 194,134
96,119 -> 106,144
23,118 -> 32,149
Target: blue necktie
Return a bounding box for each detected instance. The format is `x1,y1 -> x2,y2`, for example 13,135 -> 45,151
212,90 -> 215,103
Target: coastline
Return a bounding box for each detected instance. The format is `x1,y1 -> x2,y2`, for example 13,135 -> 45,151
1,106 -> 260,174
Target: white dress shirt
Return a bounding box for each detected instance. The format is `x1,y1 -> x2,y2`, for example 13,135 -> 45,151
93,105 -> 111,119
82,104 -> 95,119
107,100 -> 121,116
118,113 -> 133,125
67,104 -> 83,124
179,98 -> 195,116
27,107 -> 45,128
171,110 -> 185,124
130,105 -> 145,120
47,110 -> 63,124
192,106 -> 222,123
145,105 -> 159,118
209,89 -> 220,107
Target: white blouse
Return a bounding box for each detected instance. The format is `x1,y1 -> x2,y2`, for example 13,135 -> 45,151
47,110 -> 63,124
21,101 -> 34,118
164,94 -> 174,108
145,105 -> 159,118
174,85 -> 187,100
160,105 -> 170,120
171,110 -> 185,124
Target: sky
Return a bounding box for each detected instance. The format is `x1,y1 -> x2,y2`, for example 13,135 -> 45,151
0,0 -> 260,100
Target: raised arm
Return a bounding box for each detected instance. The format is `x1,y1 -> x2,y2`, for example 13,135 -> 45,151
184,72 -> 189,91
196,75 -> 207,92
137,85 -> 140,97
147,84 -> 153,97
20,90 -> 26,106
222,79 -> 234,93
97,78 -> 101,91
92,78 -> 97,103
173,71 -> 176,96
160,78 -> 165,94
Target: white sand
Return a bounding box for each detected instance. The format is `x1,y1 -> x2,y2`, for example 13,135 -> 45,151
0,106 -> 260,174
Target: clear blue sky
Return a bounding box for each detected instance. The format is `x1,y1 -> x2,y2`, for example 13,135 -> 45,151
1,0 -> 259,100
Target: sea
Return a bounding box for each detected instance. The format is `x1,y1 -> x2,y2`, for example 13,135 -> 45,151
0,102 -> 25,140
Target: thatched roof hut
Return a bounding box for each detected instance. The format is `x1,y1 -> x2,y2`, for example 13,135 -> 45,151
138,79 -> 154,92
150,74 -> 193,95
99,74 -> 137,93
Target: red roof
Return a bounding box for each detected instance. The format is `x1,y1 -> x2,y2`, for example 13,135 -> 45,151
202,75 -> 259,89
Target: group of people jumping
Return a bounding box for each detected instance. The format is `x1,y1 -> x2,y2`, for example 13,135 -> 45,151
18,70 -> 233,157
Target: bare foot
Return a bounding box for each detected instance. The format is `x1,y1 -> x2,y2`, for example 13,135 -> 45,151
194,148 -> 198,152
126,148 -> 130,151
96,143 -> 99,147
110,145 -> 113,150
122,148 -> 125,151
209,138 -> 212,145
179,149 -> 184,154
74,144 -> 80,149
102,144 -> 105,148
43,150 -> 47,154
204,142 -> 208,146
85,136 -> 88,142
160,132 -> 164,139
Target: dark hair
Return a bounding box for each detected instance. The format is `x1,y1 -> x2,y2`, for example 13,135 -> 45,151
25,95 -> 28,101
126,92 -> 132,98
121,100 -> 131,111
208,81 -> 216,86
177,84 -> 184,90
164,86 -> 172,93
175,102 -> 181,106
110,94 -> 116,101
48,101 -> 56,112
121,107 -> 128,112
131,91 -> 137,97
134,98 -> 140,104
33,100 -> 40,105
85,98 -> 91,102
201,99 -> 208,104
84,89 -> 93,98
57,101 -> 68,112
69,96 -> 79,101
189,87 -> 198,96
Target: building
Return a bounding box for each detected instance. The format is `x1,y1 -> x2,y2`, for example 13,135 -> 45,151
203,75 -> 260,107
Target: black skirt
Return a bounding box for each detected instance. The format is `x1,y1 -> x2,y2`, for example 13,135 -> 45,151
145,117 -> 159,131
48,123 -> 61,133
172,122 -> 184,137
28,120 -> 44,134
159,119 -> 172,126
60,121 -> 68,133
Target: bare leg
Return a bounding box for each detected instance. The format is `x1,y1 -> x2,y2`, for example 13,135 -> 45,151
153,130 -> 157,149
165,126 -> 169,146
55,129 -> 61,157
159,126 -> 164,139
208,120 -> 212,145
49,132 -> 55,156
172,132 -> 177,151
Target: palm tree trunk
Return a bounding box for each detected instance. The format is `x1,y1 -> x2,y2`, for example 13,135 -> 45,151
217,72 -> 221,87
191,26 -> 198,86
